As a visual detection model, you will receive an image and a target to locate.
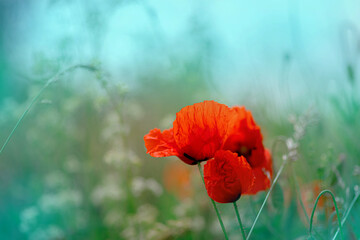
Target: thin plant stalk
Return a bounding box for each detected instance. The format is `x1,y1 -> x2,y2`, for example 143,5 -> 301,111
272,138 -> 324,238
197,163 -> 229,240
233,201 -> 246,240
0,84 -> 47,155
332,189 -> 360,240
246,160 -> 287,240
309,190 -> 343,240
0,64 -> 97,157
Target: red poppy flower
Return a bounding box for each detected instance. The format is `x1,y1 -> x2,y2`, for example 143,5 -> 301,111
204,150 -> 255,203
144,101 -> 232,165
144,100 -> 273,202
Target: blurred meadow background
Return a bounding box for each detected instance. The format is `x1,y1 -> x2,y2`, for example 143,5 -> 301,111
1,0 -> 360,239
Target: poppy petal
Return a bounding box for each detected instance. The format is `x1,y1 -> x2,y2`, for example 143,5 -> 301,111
173,101 -> 232,162
204,150 -> 255,203
144,128 -> 179,158
243,148 -> 273,195
224,106 -> 264,167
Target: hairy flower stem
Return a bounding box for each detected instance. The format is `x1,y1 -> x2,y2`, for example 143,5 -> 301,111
197,163 -> 229,240
0,64 -> 97,157
246,160 -> 287,240
233,201 -> 246,240
309,190 -> 343,240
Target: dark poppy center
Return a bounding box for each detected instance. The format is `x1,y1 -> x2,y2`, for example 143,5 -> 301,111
183,153 -> 209,163
235,146 -> 255,160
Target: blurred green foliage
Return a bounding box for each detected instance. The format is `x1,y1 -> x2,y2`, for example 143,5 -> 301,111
0,53 -> 359,239
0,0 -> 360,239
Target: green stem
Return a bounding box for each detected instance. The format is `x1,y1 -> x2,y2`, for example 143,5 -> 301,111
246,160 -> 287,240
0,84 -> 47,155
197,162 -> 229,240
0,64 -> 97,157
331,190 -> 360,240
233,201 -> 246,240
309,190 -> 343,240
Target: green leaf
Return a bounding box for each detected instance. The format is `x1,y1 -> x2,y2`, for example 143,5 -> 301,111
270,183 -> 284,212
346,64 -> 355,85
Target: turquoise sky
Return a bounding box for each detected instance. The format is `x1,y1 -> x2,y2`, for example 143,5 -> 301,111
2,0 -> 360,105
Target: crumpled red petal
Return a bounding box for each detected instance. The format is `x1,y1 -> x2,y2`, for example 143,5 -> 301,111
204,150 -> 255,203
144,128 -> 179,157
144,128 -> 197,164
173,101 -> 232,162
224,106 -> 265,168
244,148 -> 273,195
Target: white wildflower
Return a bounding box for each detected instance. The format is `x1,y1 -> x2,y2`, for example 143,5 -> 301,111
39,190 -> 82,213
19,207 -> 39,233
45,171 -> 67,189
104,210 -> 123,226
64,155 -> 80,173
146,179 -> 163,196
91,175 -> 123,205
